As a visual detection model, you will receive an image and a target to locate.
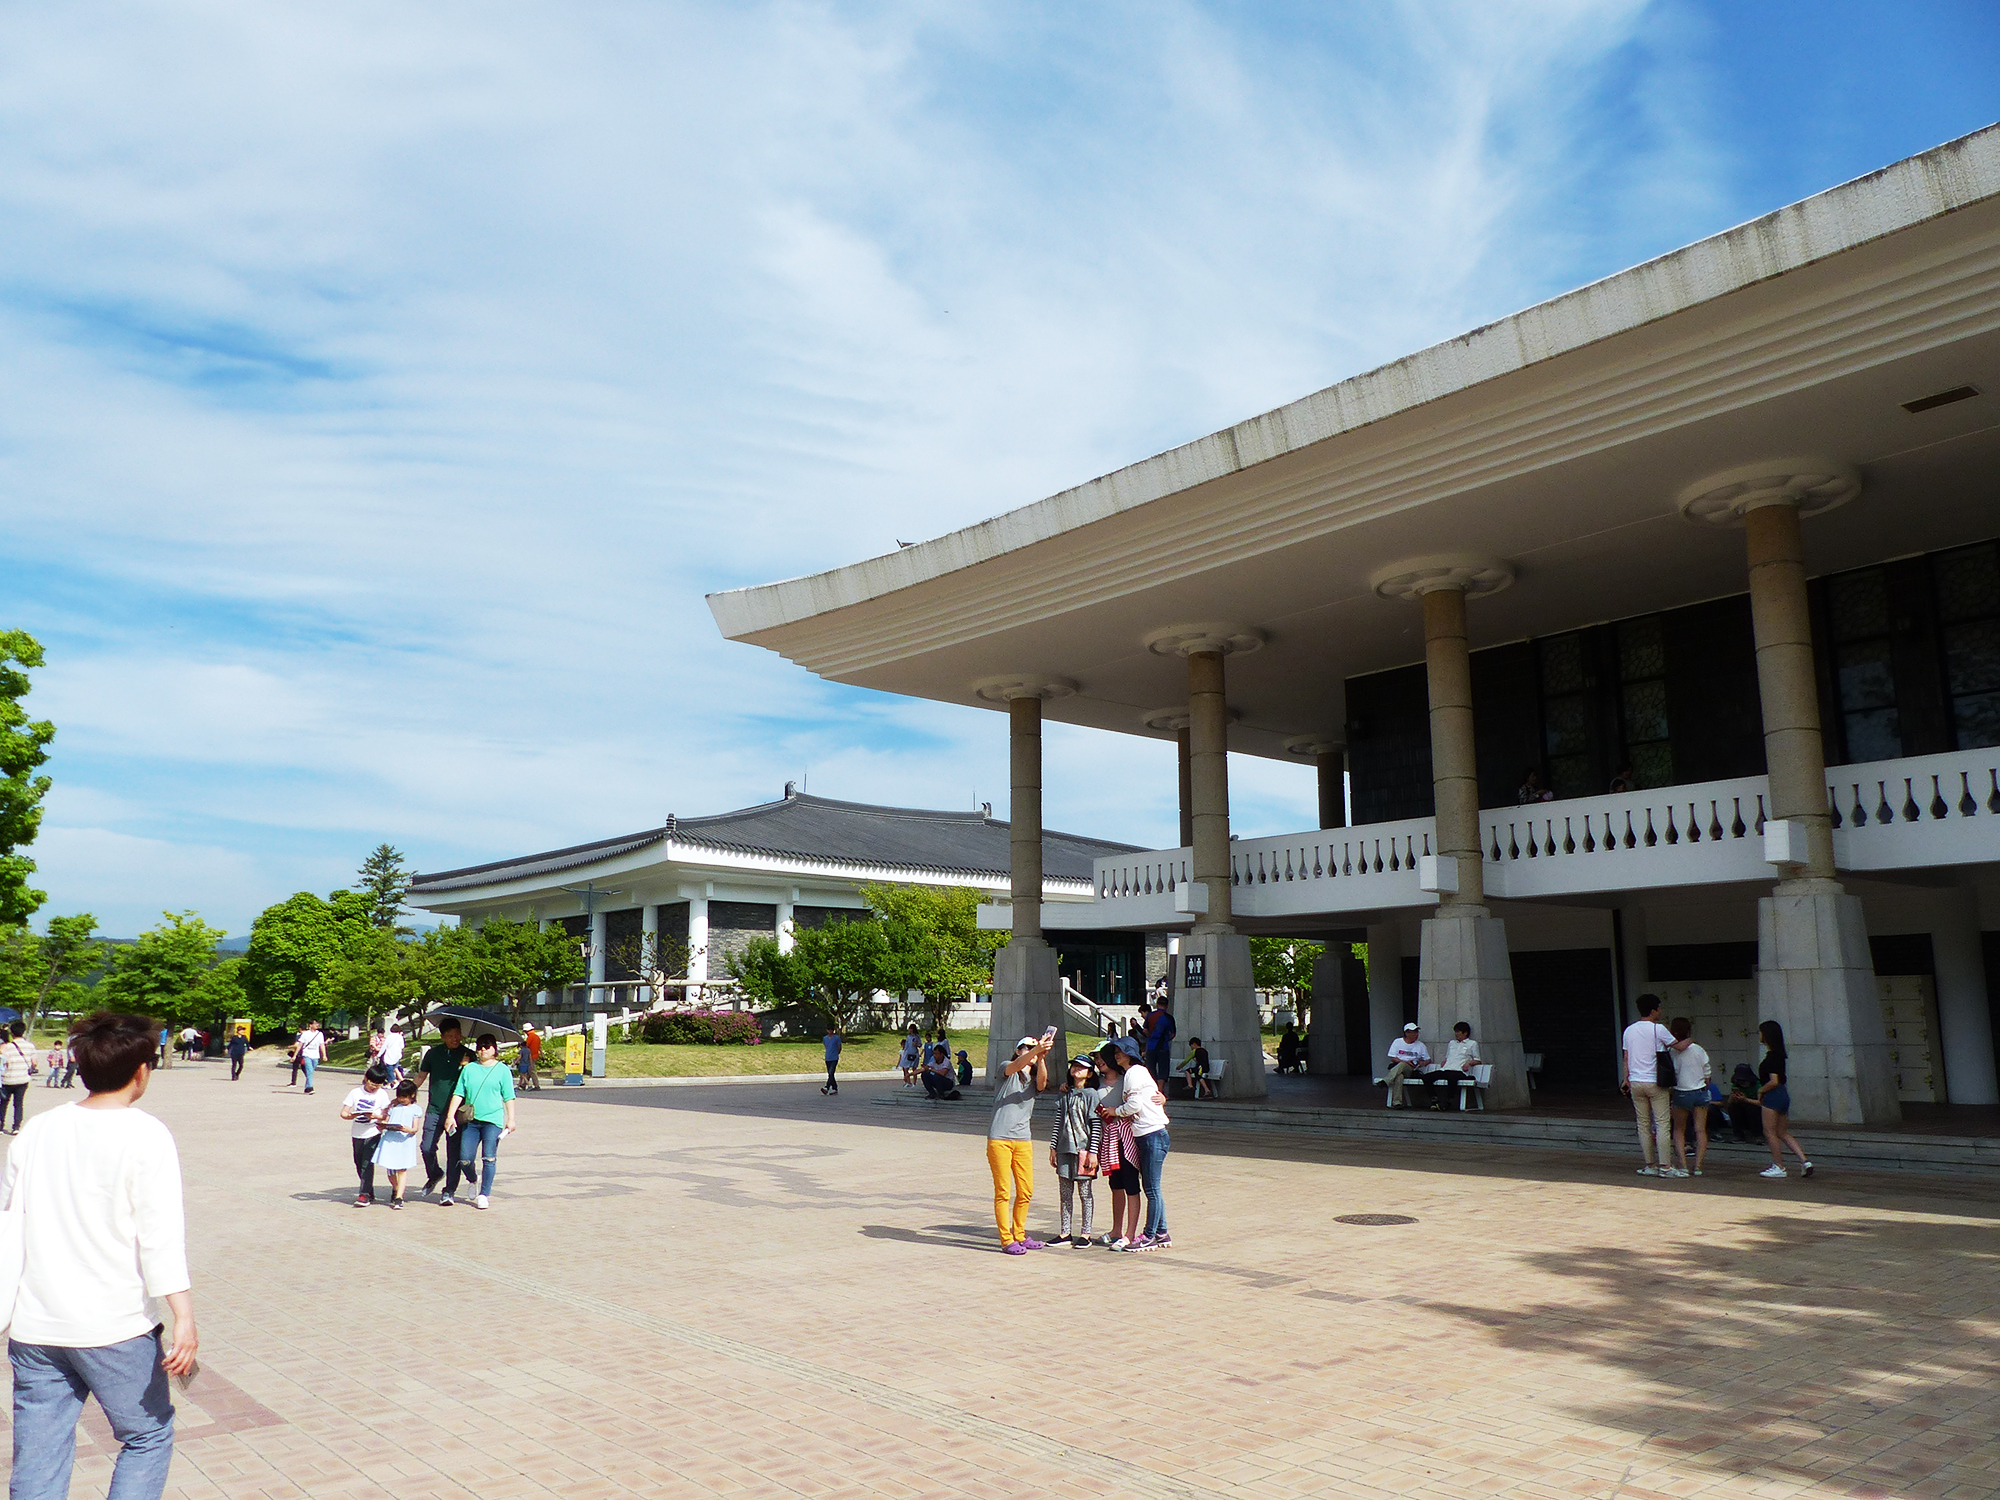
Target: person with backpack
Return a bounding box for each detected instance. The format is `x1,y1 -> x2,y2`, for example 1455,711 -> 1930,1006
2,1021 -> 38,1133
1144,997 -> 1176,1086
1619,994 -> 1679,1178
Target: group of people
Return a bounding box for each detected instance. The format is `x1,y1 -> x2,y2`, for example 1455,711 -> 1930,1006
1621,995 -> 1813,1180
1382,1021 -> 1485,1108
986,1031 -> 1171,1254
896,1024 -> 971,1099
338,1018 -> 518,1209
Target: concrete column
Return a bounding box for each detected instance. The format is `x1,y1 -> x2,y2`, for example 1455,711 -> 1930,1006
1617,904 -> 1649,1032
1931,885 -> 1999,1105
1307,945 -> 1348,1074
777,888 -> 797,954
1679,461 -> 1896,1123
1009,693 -> 1044,943
1365,921 -> 1404,1080
1423,585 -> 1485,907
1371,554 -> 1526,1107
687,892 -> 710,986
1288,737 -> 1347,829
1187,649 -> 1233,930
1177,726 -> 1194,849
641,904 -> 659,1005
1745,501 -> 1836,880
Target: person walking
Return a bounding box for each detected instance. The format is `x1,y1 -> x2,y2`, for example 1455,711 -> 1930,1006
338,1064 -> 394,1207
2,1020 -> 38,1133
294,1020 -> 328,1094
898,1025 -> 923,1089
518,1024 -> 542,1091
381,1021 -> 406,1082
1620,994 -> 1678,1178
57,1040 -> 76,1090
375,1078 -> 423,1209
820,1025 -> 842,1095
226,1028 -> 248,1082
1666,1017 -> 1713,1177
442,1033 -> 517,1210
1100,1035 -> 1172,1250
988,1033 -> 1051,1254
414,1019 -> 472,1203
1048,1055 -> 1101,1248
1752,1020 -> 1814,1179
4,1011 -> 198,1500
1144,998 -> 1176,1086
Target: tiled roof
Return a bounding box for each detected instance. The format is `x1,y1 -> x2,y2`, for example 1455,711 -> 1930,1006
409,792 -> 1139,894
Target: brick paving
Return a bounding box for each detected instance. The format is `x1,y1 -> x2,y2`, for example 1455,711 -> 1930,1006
6,1064 -> 1998,1500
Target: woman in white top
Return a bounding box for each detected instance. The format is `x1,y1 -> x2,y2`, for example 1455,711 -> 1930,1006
1097,1037 -> 1171,1251
1666,1016 -> 1713,1177
2,1020 -> 38,1133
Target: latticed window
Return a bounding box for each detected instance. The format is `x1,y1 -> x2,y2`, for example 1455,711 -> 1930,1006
1616,617 -> 1671,788
1827,568 -> 1901,761
1537,633 -> 1595,797
1934,541 -> 2000,749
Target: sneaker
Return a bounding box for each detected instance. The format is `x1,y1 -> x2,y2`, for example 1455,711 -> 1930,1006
819,1086 -> 829,1095
390,1199 -> 404,1211
1003,1242 -> 1027,1256
1662,1167 -> 1689,1178
1691,1169 -> 1703,1177
353,1194 -> 369,1207
1636,1166 -> 1659,1176
1046,1237 -> 1071,1249
1151,1233 -> 1172,1249
1070,1236 -> 1089,1248
1801,1161 -> 1815,1178
1759,1164 -> 1788,1178
1129,1234 -> 1154,1251
1107,1237 -> 1131,1252
475,1195 -> 490,1210
440,1194 -> 455,1206
424,1170 -> 443,1195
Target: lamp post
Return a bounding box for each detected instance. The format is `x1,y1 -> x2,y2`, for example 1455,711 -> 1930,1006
559,881 -> 622,1083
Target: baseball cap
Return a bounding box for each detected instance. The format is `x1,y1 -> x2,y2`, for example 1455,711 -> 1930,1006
1402,1022 -> 1419,1032
1016,1036 -> 1040,1050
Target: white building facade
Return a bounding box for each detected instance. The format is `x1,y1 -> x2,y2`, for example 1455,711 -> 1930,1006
712,126 -> 2000,1120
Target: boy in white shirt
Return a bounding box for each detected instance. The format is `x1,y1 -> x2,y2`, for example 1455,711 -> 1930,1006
4,1011 -> 197,1500
339,1065 -> 395,1207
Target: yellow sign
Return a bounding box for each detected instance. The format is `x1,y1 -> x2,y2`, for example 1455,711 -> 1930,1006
564,1033 -> 585,1080
231,1019 -> 252,1040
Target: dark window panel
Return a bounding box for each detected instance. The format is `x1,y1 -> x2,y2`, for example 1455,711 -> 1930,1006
1828,569 -> 1892,640
1953,690 -> 2000,749
1617,616 -> 1666,680
1345,664 -> 1434,824
1934,541 -> 2000,623
1470,640 -> 1542,812
1621,679 -> 1670,743
1843,707 -> 1902,762
709,901 -> 777,931
1835,638 -> 1897,710
1539,633 -> 1588,695
1543,694 -> 1594,758
1945,618 -> 2000,696
1629,741 -> 1674,787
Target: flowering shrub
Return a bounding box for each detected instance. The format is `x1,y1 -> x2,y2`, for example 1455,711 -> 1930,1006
638,1009 -> 762,1046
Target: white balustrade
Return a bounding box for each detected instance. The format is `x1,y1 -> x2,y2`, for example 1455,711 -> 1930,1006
1084,747 -> 2000,924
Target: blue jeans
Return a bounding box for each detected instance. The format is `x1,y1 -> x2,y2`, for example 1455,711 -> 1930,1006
421,1109 -> 464,1193
1134,1128 -> 1170,1238
10,1328 -> 175,1500
459,1119 -> 501,1196
301,1057 -> 318,1090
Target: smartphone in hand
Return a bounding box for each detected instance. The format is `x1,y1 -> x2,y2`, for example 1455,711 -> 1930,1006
1040,1025 -> 1059,1044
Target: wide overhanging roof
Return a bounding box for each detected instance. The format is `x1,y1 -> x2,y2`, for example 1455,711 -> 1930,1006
711,125 -> 2000,762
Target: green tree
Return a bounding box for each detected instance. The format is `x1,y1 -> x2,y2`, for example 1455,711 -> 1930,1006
726,935 -> 806,1009
324,926 -> 465,1033
453,918 -> 586,1023
789,916 -> 895,1034
863,883 -> 1005,1034
243,889 -> 377,1019
604,928 -> 691,1009
1249,937 -> 1323,1023
21,914 -> 106,1032
98,911 -> 228,1026
355,844 -> 413,931
0,925 -> 46,1019
0,632 -> 56,927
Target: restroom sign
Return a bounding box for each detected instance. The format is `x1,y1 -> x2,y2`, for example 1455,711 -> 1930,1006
1183,954 -> 1206,989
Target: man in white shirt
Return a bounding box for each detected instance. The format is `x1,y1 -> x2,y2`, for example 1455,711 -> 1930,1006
1620,994 -> 1679,1177
1385,1023 -> 1432,1108
4,1011 -> 197,1500
295,1021 -> 328,1094
381,1022 -> 407,1080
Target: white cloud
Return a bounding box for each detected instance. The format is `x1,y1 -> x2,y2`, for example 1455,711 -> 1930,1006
1,0 -> 1735,930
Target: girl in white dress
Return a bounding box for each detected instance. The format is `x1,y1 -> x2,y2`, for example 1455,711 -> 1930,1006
375,1077 -> 424,1209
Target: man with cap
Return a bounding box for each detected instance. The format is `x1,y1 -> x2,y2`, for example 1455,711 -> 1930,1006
987,1033 -> 1052,1254
1384,1022 -> 1433,1108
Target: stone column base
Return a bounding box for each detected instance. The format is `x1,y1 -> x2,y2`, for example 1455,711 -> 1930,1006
986,939 -> 1063,1087
1171,930 -> 1268,1100
1757,886 -> 1901,1124
1417,909 -> 1528,1109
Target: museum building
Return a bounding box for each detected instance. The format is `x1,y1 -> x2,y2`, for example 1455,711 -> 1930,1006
710,126 -> 2000,1120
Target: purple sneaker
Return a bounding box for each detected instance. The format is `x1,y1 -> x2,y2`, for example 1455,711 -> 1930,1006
1003,1242 -> 1028,1256
1128,1234 -> 1153,1251
1020,1236 -> 1047,1250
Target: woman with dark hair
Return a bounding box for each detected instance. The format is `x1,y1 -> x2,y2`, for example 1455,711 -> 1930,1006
1753,1020 -> 1813,1179
442,1033 -> 517,1210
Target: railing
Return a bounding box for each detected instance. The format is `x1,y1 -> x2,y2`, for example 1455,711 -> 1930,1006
1087,747 -> 2000,921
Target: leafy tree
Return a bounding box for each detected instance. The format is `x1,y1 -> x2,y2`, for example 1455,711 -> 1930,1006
788,916 -> 895,1034
452,917 -> 586,1023
194,956 -> 251,1028
20,914 -> 106,1032
243,889 -> 377,1018
0,632 -> 55,927
1249,937 -> 1323,1022
863,883 -> 1005,1034
726,935 -> 806,1009
324,926 -> 465,1034
604,928 -> 691,1009
355,844 -> 413,931
0,925 -> 45,1019
98,911 -> 228,1026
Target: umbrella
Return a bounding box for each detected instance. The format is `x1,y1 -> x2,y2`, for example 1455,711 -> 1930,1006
427,1006 -> 521,1044
0,1009 -> 18,1024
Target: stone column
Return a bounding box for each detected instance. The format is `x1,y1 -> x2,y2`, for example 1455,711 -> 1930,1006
1288,737 -> 1347,830
641,904 -> 660,1007
1365,920 -> 1404,1081
1681,462 -> 1897,1124
1371,555 -> 1528,1108
686,891 -> 710,990
536,917 -> 552,1009
1177,726 -> 1194,849
1617,904 -> 1649,1032
974,676 -> 1074,1087
1307,945 -> 1348,1074
777,888 -> 797,954
1144,625 -> 1267,1100
1930,885 -> 1998,1105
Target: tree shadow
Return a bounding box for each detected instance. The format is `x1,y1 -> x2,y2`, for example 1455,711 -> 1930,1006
1431,1214 -> 2000,1496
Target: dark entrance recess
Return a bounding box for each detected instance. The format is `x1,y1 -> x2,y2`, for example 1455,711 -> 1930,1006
1510,948 -> 1617,1094
1055,931 -> 1146,1008
1341,946 -> 1370,1076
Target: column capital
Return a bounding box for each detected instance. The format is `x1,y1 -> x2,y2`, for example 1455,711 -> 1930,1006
1144,622 -> 1266,657
1143,705 -> 1240,733
1285,735 -> 1346,757
1676,458 -> 1860,526
972,674 -> 1077,702
1369,553 -> 1514,600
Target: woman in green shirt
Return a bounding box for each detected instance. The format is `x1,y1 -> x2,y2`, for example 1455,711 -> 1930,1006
442,1033 -> 517,1210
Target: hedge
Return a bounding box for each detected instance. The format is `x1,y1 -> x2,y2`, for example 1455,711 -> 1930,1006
637,1009 -> 763,1046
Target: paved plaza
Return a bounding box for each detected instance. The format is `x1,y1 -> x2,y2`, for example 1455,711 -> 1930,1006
6,1063 -> 1999,1500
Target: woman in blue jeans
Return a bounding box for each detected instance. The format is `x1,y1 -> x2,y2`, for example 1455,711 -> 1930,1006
1098,1036 -> 1172,1251
443,1034 -> 517,1210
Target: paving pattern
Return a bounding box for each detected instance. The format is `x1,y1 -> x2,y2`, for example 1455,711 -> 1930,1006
6,1064 -> 1998,1500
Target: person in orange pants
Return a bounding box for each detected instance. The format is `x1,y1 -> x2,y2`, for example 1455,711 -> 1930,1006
987,1033 -> 1052,1253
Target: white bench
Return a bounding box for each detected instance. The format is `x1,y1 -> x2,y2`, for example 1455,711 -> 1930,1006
1373,1064 -> 1494,1109
1177,1057 -> 1226,1098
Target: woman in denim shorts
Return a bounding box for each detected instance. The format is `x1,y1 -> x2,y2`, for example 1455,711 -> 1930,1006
1753,1020 -> 1813,1180
1666,1016 -> 1712,1176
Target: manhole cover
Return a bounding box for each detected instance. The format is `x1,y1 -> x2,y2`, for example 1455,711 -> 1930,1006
1334,1213 -> 1417,1226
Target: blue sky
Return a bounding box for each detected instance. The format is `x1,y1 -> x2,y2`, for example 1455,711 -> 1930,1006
4,1 -> 1997,937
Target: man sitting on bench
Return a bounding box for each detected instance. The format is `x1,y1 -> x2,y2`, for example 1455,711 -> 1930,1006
1421,1022 -> 1483,1109
1385,1023 -> 1432,1108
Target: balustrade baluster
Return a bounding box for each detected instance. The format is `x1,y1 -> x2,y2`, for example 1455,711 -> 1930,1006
1258,852 -> 1268,885
1754,796 -> 1767,835
1874,782 -> 1892,824
1388,840 -> 1401,872
1623,811 -> 1637,848
1231,858 -> 1240,887
1901,778 -> 1920,822
1166,863 -> 1175,891
1541,823 -> 1555,856
1489,826 -> 1502,859
1989,770 -> 2000,814
1421,833 -> 1432,856
1408,835 -> 1420,867
1562,817 -> 1575,854
1849,785 -> 1866,827
1284,849 -> 1295,881
1507,824 -> 1520,860
1959,772 -> 1978,817
1644,809 -> 1658,847
1731,797 -> 1747,838
1827,786 -> 1841,829
1313,846 -> 1324,878
1142,866 -> 1152,895
1708,802 -> 1723,840
1663,806 -> 1678,845
1342,844 -> 1353,876
1372,840 -> 1385,874
1929,776 -> 1948,820
1686,803 -> 1700,841
1582,815 -> 1597,852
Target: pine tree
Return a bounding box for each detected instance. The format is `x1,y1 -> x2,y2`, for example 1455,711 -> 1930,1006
355,844 -> 412,931
0,632 -> 55,927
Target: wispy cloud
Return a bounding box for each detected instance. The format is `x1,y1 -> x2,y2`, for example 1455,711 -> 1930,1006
4,0 -> 1991,933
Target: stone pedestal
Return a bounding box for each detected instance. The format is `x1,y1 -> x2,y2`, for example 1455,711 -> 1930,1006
986,939 -> 1063,1087
1756,886 -> 1900,1124
1171,930 -> 1267,1099
1416,910 -> 1528,1109
1307,950 -> 1347,1075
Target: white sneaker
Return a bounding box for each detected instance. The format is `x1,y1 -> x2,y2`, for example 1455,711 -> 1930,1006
1759,1165 -> 1788,1179
1636,1166 -> 1659,1176
475,1194 -> 490,1209
1662,1167 -> 1689,1178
